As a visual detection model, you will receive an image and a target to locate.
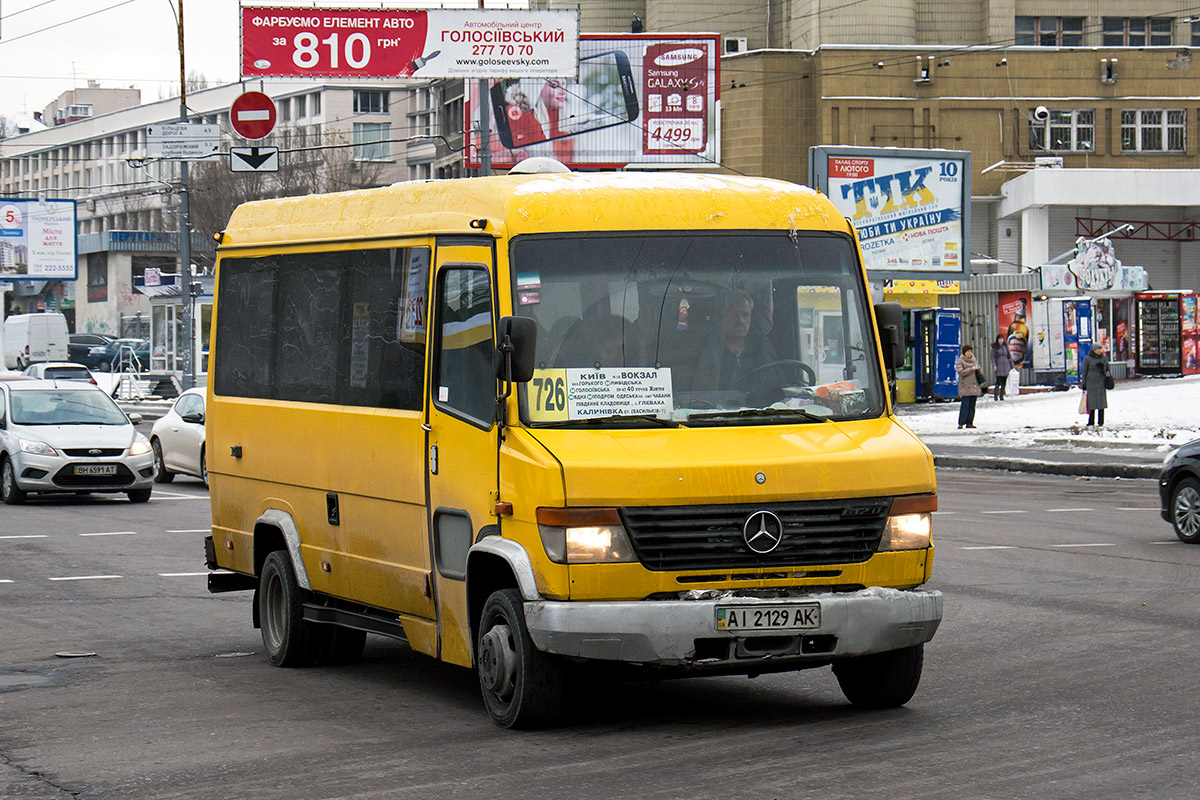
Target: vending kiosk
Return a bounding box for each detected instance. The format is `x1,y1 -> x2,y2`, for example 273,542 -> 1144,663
913,307 -> 961,400
1135,291 -> 1200,376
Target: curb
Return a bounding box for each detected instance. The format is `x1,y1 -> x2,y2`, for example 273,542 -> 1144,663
934,455 -> 1158,480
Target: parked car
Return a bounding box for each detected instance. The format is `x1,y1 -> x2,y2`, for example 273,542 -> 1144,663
22,362 -> 99,384
0,371 -> 36,382
89,338 -> 151,372
68,333 -> 116,369
0,379 -> 154,504
149,387 -> 206,485
1160,438 -> 1200,543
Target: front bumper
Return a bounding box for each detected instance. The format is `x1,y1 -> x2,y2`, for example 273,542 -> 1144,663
525,587 -> 942,667
12,451 -> 155,494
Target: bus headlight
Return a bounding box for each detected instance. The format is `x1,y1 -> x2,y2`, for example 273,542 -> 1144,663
537,507 -> 637,564
878,494 -> 936,551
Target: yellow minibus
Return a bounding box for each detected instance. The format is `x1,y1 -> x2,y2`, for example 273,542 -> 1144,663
204,161 -> 942,728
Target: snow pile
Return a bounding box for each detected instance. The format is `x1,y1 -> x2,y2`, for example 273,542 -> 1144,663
897,374 -> 1200,452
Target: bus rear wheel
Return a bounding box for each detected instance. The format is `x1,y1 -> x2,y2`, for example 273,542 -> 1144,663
476,588 -> 563,728
259,550 -> 317,667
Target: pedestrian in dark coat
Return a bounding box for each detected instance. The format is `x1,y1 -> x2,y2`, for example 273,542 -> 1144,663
990,334 -> 1014,401
1080,344 -> 1110,426
955,344 -> 982,428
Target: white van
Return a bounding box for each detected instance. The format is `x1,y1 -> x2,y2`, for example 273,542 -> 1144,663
3,313 -> 70,369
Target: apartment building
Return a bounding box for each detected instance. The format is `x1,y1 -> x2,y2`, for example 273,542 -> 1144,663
0,79 -> 429,339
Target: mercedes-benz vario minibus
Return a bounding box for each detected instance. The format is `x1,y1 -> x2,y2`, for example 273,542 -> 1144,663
204,163 -> 942,728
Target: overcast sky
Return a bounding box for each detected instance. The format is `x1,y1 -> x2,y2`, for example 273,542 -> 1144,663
0,0 -> 244,116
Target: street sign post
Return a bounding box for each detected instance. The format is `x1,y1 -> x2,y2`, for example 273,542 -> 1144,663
146,124 -> 221,159
230,92 -> 277,140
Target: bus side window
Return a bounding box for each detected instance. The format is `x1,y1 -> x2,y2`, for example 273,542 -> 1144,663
434,268 -> 495,425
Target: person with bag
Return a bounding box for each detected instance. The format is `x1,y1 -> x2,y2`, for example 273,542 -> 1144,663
990,334 -> 1014,401
1080,344 -> 1111,426
955,344 -> 983,429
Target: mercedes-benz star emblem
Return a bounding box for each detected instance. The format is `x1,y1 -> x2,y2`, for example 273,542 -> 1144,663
742,510 -> 784,554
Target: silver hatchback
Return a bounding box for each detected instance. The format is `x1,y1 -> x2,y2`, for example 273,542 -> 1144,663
0,380 -> 155,504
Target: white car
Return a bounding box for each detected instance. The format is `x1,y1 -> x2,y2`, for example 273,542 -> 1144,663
0,379 -> 154,504
22,361 -> 99,384
150,387 -> 207,485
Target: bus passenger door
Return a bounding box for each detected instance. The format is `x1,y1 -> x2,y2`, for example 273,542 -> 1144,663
426,248 -> 498,667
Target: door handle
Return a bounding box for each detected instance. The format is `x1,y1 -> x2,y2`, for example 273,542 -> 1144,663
429,444 -> 438,475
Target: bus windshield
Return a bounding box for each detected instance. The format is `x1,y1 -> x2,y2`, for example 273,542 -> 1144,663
509,232 -> 885,428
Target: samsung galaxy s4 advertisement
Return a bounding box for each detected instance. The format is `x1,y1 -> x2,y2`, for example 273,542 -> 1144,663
466,34 -> 720,169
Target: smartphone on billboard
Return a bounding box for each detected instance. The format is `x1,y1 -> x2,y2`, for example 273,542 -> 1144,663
490,50 -> 640,151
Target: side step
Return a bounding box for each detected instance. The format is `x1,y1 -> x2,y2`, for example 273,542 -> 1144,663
303,603 -> 410,643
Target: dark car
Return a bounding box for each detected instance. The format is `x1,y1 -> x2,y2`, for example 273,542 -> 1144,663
1159,438 -> 1200,543
89,338 -> 152,372
68,333 -> 116,369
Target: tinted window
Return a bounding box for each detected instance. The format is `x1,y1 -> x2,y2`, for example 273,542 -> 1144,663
214,247 -> 429,410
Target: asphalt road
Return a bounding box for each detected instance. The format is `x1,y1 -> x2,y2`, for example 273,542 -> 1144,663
1,470 -> 1197,799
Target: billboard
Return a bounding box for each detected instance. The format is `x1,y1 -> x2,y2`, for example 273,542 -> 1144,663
466,33 -> 720,169
810,146 -> 970,279
0,199 -> 77,280
241,6 -> 579,79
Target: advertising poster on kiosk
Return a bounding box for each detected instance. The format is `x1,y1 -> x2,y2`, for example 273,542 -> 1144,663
809,146 -> 971,279
998,291 -> 1032,370
0,199 -> 77,280
466,33 -> 720,169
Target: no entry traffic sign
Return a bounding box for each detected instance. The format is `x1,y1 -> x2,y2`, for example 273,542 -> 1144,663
230,91 -> 277,140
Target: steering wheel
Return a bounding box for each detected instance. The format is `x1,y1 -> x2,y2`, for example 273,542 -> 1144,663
740,359 -> 817,387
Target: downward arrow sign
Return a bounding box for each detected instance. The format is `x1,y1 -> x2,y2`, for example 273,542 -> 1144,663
233,147 -> 275,169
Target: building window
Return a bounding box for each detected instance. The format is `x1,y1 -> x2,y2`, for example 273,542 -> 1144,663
310,92 -> 322,116
1015,16 -> 1084,46
1192,21 -> 1200,46
354,90 -> 389,114
295,94 -> 306,118
278,98 -> 290,123
1121,109 -> 1186,151
353,122 -> 390,161
1103,17 -> 1173,46
1030,109 -> 1095,151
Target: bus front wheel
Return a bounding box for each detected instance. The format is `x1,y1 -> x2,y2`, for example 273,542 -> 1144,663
476,588 -> 563,729
832,644 -> 924,708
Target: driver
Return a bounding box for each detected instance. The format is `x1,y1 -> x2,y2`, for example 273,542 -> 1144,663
691,292 -> 783,393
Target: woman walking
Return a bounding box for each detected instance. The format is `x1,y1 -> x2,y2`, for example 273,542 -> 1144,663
1080,344 -> 1110,426
955,344 -> 983,429
990,334 -> 1014,401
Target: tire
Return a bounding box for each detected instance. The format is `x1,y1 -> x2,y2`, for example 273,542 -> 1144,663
833,644 -> 924,709
127,487 -> 152,503
1170,476 -> 1200,544
312,626 -> 367,666
152,439 -> 175,483
200,449 -> 208,487
259,550 -> 317,667
1,457 -> 27,505
476,588 -> 563,728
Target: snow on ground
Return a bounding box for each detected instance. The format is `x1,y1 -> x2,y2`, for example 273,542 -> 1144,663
896,373 -> 1200,453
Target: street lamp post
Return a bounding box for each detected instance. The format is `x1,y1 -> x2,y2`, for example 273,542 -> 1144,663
176,0 -> 196,390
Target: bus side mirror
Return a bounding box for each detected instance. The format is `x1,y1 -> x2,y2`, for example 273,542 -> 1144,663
874,302 -> 905,370
496,316 -> 538,383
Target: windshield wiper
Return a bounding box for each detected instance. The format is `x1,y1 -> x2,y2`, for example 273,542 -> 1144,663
548,413 -> 679,428
686,407 -> 828,425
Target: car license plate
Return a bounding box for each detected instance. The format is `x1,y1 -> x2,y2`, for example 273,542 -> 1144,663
715,604 -> 820,632
74,465 -> 117,476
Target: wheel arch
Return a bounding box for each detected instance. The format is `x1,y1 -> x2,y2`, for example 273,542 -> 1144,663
253,509 -> 311,590
466,537 -> 539,658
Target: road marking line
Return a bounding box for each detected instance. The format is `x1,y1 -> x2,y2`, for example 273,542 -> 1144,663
1118,507 -> 1160,511
932,511 -> 955,515
1150,541 -> 1179,545
150,496 -> 209,501
166,529 -> 210,533
1046,508 -> 1092,512
159,572 -> 210,577
0,579 -> 13,583
980,510 -> 1025,514
0,535 -> 48,540
79,531 -> 137,537
961,545 -> 1016,550
48,575 -> 122,581
1051,543 -> 1116,548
